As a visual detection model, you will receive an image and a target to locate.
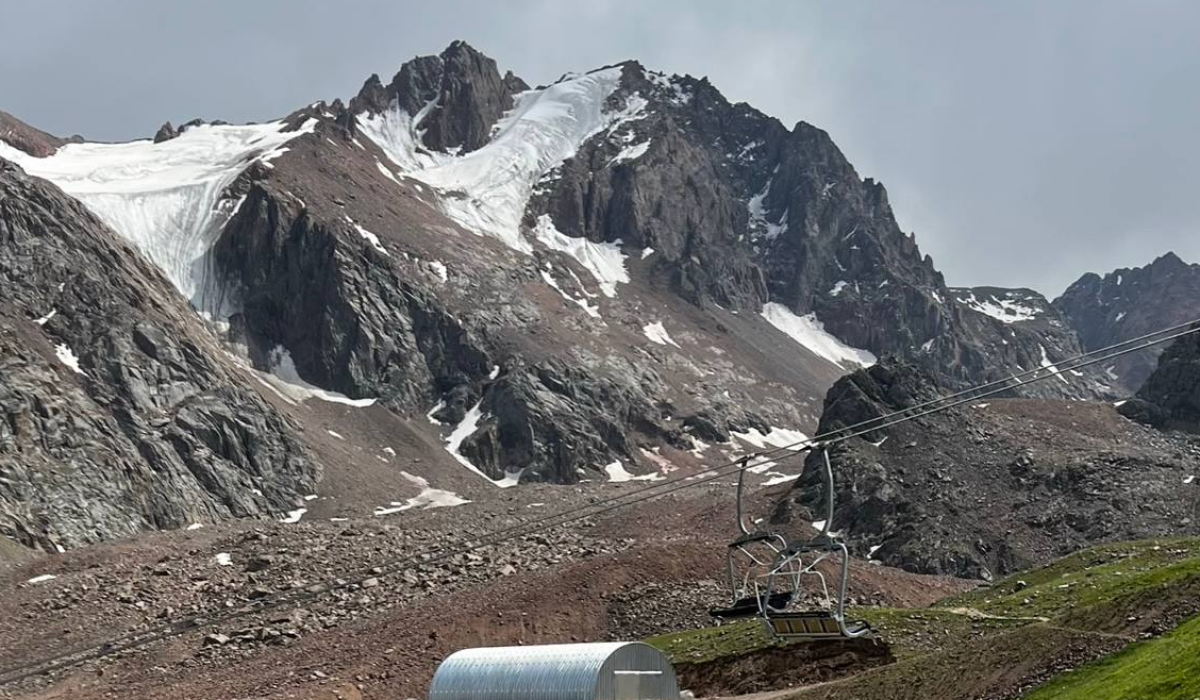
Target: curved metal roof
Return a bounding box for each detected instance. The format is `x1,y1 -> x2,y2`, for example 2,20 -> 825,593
427,641 -> 679,700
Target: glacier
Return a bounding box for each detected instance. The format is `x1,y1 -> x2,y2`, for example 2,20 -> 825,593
0,120 -> 315,316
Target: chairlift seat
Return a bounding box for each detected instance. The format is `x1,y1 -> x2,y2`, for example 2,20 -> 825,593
709,591 -> 794,619
766,611 -> 871,638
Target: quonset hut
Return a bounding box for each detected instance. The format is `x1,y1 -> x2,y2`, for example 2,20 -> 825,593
428,642 -> 680,700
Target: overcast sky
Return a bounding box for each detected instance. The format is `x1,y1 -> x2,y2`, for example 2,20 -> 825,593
3,0 -> 1198,295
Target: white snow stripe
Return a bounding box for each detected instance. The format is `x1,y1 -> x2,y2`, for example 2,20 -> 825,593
760,302 -> 876,370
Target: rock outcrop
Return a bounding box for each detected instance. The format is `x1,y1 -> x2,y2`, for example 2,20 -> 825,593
0,159 -> 319,552
1119,327 -> 1200,432
349,40 -> 529,155
774,358 -> 1200,579
153,121 -> 178,143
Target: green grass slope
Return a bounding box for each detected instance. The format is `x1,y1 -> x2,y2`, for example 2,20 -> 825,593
1024,612 -> 1200,700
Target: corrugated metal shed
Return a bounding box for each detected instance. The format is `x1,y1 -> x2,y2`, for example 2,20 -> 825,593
428,641 -> 680,700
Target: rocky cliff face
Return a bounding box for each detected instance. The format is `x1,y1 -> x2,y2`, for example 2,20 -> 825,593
522,62 -> 1105,399
1119,327 -> 1200,432
1055,252 -> 1200,393
0,159 -> 319,552
774,358 -> 1200,579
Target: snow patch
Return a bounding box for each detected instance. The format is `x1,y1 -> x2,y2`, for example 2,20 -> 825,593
1184,475 -> 1195,485
761,472 -> 801,487
829,281 -> 848,297
429,260 -> 448,282
747,175 -> 788,240
603,460 -> 664,483
540,267 -> 601,318
374,471 -> 471,515
358,97 -> 449,172
732,427 -> 808,452
34,309 -> 57,326
760,303 -> 876,369
375,160 -> 403,184
444,400 -> 522,488
54,344 -> 85,375
642,321 -> 680,348
426,400 -> 446,425
26,574 -> 57,584
326,430 -> 344,440
0,120 -> 315,314
954,290 -> 1041,324
1038,346 -> 1070,384
280,508 -> 307,524
610,140 -> 650,165
641,247 -> 655,260
186,523 -> 204,531
214,553 -> 232,567
263,346 -> 377,407
343,215 -> 389,256
531,215 -> 628,298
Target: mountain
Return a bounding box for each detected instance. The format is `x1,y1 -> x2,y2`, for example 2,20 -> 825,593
0,41 -> 1155,553
1055,252 -> 1200,393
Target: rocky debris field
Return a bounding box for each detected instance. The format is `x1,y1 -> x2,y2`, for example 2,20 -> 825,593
0,478 -> 971,700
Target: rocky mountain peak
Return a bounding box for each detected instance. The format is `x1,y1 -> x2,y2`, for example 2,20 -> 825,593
349,41 -> 528,154
1054,252 -> 1200,393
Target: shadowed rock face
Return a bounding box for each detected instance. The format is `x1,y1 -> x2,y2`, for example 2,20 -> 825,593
1055,252 -> 1200,393
0,159 -> 319,552
1120,328 -> 1200,432
773,358 -> 1200,579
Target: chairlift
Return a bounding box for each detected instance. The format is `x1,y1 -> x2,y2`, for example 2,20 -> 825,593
710,449 -> 871,640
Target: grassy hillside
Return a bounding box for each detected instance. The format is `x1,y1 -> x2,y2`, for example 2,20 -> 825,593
647,537 -> 1200,700
1024,613 -> 1200,700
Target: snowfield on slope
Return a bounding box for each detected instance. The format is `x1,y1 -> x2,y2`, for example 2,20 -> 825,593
374,472 -> 470,515
953,290 -> 1042,324
0,120 -> 315,314
359,67 -> 641,300
760,302 -> 877,370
